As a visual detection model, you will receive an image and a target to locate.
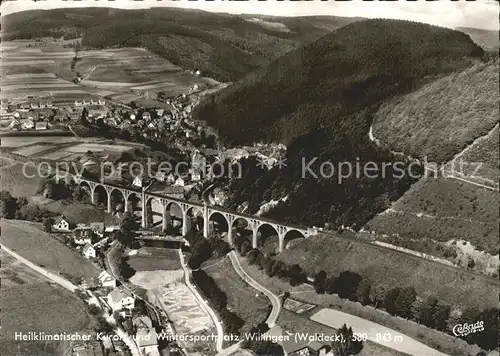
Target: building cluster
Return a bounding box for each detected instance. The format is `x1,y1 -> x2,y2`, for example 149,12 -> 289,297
52,215 -> 118,259
1,97 -> 110,131
130,148 -> 218,201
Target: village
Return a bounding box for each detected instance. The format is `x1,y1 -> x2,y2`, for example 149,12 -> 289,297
47,212 -> 188,356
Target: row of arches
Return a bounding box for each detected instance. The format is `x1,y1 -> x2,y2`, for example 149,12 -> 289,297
74,180 -> 306,251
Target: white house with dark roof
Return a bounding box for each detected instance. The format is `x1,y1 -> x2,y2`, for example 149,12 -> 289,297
35,121 -> 48,130
98,270 -> 116,288
82,243 -> 96,259
133,175 -> 145,188
107,287 -> 135,311
21,119 -> 35,130
52,215 -> 70,232
174,176 -> 185,187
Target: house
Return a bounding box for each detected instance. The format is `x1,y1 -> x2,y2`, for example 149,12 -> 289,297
136,328 -> 160,356
165,173 -> 176,184
73,228 -> 93,245
21,119 -> 35,130
73,344 -> 104,356
142,112 -> 151,121
190,171 -> 201,182
98,270 -> 116,288
8,119 -> 21,130
266,326 -> 330,356
164,185 -> 185,199
192,149 -> 206,170
90,222 -> 105,236
155,171 -> 167,182
52,215 -> 70,232
19,102 -> 31,110
132,175 -> 144,188
107,287 -> 135,311
174,176 -> 185,187
132,315 -> 153,331
35,121 -> 48,130
54,113 -> 67,122
82,243 -> 96,259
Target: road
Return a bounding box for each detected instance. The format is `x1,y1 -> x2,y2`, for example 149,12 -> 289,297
1,243 -> 142,356
178,249 -> 224,352
228,251 -> 281,327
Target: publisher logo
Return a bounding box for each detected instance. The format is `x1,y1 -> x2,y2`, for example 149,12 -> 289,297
452,321 -> 484,337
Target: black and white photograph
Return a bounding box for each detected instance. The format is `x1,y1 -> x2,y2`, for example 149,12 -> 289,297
0,0 -> 498,356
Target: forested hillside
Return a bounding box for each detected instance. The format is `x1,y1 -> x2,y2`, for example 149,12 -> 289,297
196,19 -> 485,229
2,8 -> 361,81
372,57 -> 499,163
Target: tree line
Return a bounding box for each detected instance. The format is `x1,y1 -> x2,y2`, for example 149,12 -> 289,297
0,191 -> 55,230
238,242 -> 498,351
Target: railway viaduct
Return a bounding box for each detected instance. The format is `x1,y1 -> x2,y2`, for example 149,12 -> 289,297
65,175 -> 317,252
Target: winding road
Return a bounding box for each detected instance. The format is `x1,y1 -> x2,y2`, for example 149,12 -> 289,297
228,251 -> 281,327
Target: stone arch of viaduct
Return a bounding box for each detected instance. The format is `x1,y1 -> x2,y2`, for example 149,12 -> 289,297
69,176 -> 316,252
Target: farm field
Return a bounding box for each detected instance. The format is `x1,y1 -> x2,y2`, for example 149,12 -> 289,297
1,44 -> 96,102
203,257 -> 271,333
372,58 -> 499,163
0,135 -> 81,148
365,175 -> 499,258
13,144 -> 56,156
130,270 -> 217,354
1,138 -> 142,177
0,250 -> 95,356
275,233 -> 499,309
0,219 -> 100,283
1,41 -> 220,106
75,47 -> 220,100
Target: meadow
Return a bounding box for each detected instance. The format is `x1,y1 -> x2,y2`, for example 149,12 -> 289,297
0,219 -> 100,283
203,257 -> 271,333
0,250 -> 95,356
